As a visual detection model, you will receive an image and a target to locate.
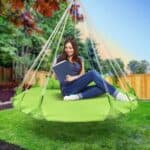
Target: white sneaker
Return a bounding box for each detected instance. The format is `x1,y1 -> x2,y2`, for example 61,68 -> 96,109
64,94 -> 80,101
116,92 -> 135,102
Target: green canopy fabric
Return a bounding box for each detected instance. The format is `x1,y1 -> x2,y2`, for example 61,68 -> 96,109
12,87 -> 138,122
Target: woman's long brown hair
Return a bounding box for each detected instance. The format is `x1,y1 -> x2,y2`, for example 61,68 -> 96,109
57,37 -> 82,73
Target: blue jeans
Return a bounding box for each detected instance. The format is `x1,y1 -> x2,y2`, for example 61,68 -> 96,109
61,70 -> 118,99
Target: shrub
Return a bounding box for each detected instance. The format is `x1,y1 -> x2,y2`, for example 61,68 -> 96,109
47,78 -> 60,89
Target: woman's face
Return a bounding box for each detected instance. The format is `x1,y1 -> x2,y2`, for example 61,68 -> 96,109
65,42 -> 74,57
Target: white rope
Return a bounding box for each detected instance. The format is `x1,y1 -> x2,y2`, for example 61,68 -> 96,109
41,14 -> 69,97
100,43 -> 134,101
74,0 -> 77,39
80,0 -> 135,103
20,1 -> 73,88
103,53 -> 126,89
88,19 -> 130,90
80,0 -> 127,90
90,39 -> 111,94
79,1 -> 110,94
102,44 -> 133,90
25,12 -> 69,90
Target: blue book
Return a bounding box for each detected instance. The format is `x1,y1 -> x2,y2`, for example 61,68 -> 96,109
52,60 -> 72,83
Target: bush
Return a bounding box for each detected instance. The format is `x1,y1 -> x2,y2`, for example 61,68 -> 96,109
47,78 -> 60,89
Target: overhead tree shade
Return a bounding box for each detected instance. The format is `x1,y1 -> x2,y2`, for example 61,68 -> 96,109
0,0 -> 68,34
12,87 -> 138,122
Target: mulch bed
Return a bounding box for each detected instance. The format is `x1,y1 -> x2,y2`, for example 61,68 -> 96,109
0,88 -> 15,102
0,140 -> 26,150
0,82 -> 18,102
0,82 -> 27,150
0,82 -> 18,110
0,88 -> 14,110
0,102 -> 12,110
0,82 -> 32,110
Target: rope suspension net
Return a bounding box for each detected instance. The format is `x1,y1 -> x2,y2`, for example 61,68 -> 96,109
12,0 -> 138,122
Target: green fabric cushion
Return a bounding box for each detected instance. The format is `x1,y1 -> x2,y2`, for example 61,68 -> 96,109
12,87 -> 138,122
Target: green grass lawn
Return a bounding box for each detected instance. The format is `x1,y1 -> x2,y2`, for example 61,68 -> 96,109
0,101 -> 149,150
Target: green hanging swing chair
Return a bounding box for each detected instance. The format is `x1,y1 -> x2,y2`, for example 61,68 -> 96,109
12,86 -> 138,122
12,0 -> 138,122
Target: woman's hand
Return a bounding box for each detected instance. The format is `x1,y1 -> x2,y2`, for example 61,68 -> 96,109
65,74 -> 84,82
65,75 -> 76,82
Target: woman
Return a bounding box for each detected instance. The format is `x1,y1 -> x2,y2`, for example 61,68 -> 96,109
53,37 -> 133,101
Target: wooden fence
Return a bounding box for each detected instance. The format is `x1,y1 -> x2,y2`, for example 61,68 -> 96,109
106,74 -> 150,100
0,67 -> 13,82
0,67 -> 150,100
24,70 -> 48,87
122,74 -> 150,100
